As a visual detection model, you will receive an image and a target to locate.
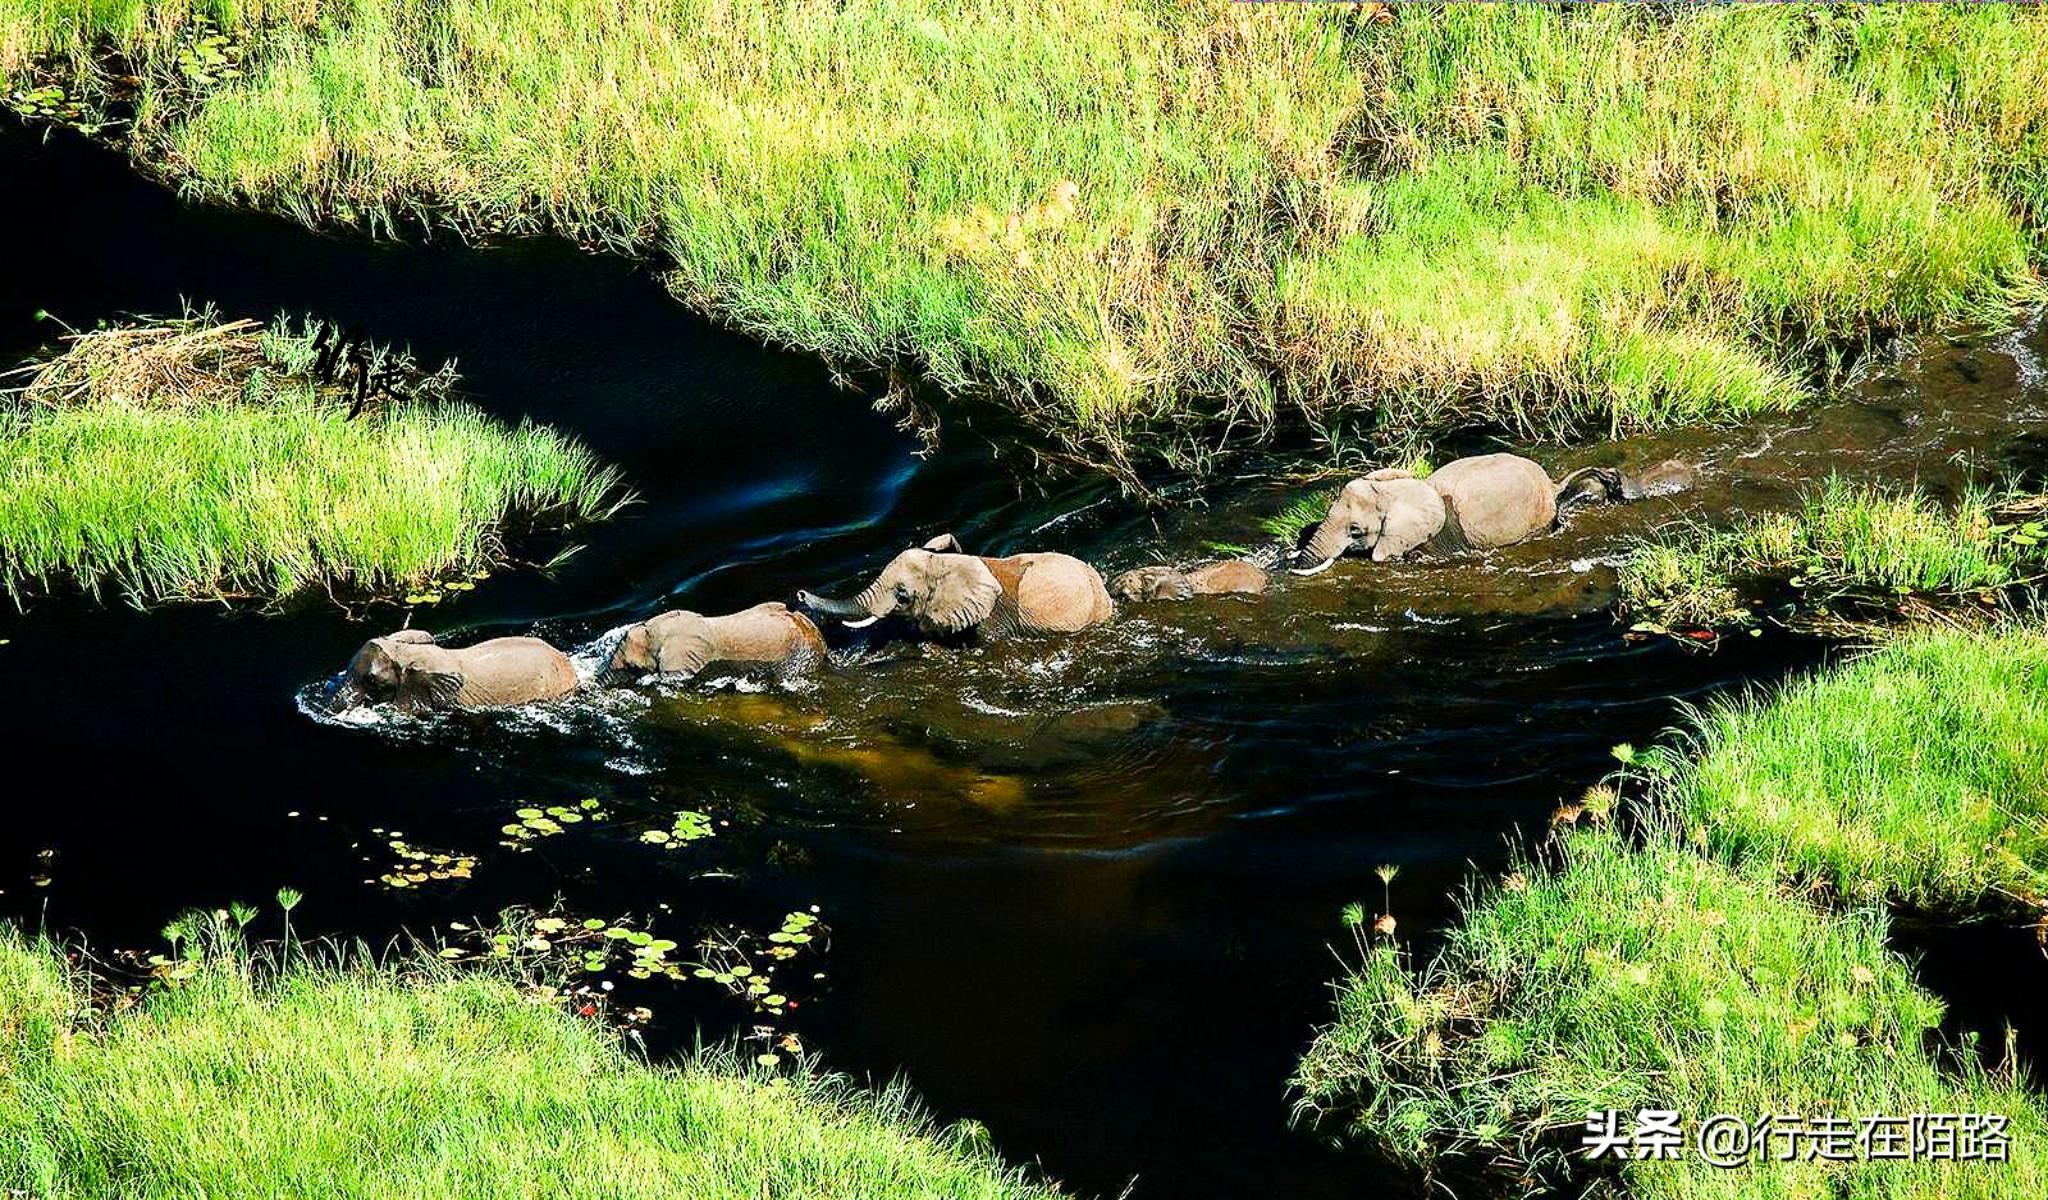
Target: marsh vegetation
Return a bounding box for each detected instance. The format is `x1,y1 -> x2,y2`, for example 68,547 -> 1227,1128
0,313 -> 623,605
0,927 -> 1054,1199
5,2 -> 2045,470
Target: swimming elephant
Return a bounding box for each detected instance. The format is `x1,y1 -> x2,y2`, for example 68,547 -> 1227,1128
1110,559 -> 1270,603
604,601 -> 827,684
332,629 -> 579,712
798,534 -> 1114,637
1291,453 -> 1697,572
1554,459 -> 1698,508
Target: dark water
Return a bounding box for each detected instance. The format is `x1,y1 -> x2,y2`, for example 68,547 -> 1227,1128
5,124 -> 2048,1198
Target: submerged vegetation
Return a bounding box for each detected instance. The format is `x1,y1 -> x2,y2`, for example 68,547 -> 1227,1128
1618,477 -> 2048,631
0,928 -> 1056,1198
5,3 -> 2046,469
0,314 -> 623,605
1294,825 -> 2048,1200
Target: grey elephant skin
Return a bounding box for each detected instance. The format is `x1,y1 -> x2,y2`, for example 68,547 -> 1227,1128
333,630 -> 579,712
800,534 -> 1114,637
1111,559 -> 1270,603
606,601 -> 828,683
1293,453 -> 1695,572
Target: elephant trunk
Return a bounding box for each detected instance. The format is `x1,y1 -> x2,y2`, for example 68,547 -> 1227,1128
1291,519 -> 1349,576
326,677 -> 368,713
798,587 -> 884,628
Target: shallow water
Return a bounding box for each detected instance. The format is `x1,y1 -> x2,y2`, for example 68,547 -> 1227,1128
5,124 -> 2048,1198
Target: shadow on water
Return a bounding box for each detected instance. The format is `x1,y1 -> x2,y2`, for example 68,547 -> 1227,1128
5,121 -> 2048,1198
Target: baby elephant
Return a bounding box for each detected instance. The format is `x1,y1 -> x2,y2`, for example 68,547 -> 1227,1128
333,629 -> 579,712
799,534 -> 1114,638
604,601 -> 827,684
1111,559 -> 1270,603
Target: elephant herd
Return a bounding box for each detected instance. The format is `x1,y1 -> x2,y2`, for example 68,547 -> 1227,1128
328,452 -> 1694,713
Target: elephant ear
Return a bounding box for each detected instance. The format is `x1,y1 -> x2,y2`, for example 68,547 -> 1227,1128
922,532 -> 967,554
1370,481 -> 1447,562
395,658 -> 464,710
921,556 -> 1002,634
655,622 -> 719,681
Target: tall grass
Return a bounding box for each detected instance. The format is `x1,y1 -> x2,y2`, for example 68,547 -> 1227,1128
1294,825 -> 2048,1200
1668,628 -> 2048,915
0,929 -> 1056,1198
0,315 -> 623,605
6,3 -> 2044,467
1618,477 -> 2047,628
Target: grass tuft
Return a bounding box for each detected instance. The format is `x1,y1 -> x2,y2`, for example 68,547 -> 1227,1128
1618,477 -> 2048,629
0,928 -> 1056,1198
1671,627 -> 2048,915
0,312 -> 625,606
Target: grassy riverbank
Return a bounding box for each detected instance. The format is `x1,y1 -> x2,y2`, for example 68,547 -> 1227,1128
0,315 -> 622,605
1297,627 -> 2048,1193
1294,827 -> 2048,1200
1673,629 -> 2048,915
0,931 -> 1055,1198
7,3 -> 2045,469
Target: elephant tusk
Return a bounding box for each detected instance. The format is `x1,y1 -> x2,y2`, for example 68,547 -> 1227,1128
839,614 -> 882,629
1289,556 -> 1339,577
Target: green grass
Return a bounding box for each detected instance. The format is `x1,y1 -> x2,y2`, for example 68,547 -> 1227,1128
0,930 -> 1056,1199
1618,477 -> 2047,628
0,314 -> 624,606
1293,825 -> 2048,1200
1666,628 -> 2048,915
5,3 -> 2045,468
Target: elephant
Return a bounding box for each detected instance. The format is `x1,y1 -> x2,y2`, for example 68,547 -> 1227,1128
1291,453 -> 1699,572
332,629 -> 579,712
1554,458 -> 1698,508
1110,559 -> 1270,603
603,601 -> 828,684
798,534 -> 1114,637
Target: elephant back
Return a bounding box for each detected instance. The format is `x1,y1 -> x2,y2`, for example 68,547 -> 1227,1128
457,636 -> 579,704
1427,454 -> 1557,550
994,553 -> 1113,633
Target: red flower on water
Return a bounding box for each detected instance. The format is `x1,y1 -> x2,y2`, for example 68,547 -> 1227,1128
576,1003 -> 597,1017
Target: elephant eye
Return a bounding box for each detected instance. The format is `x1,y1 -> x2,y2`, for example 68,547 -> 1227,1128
894,583 -> 912,601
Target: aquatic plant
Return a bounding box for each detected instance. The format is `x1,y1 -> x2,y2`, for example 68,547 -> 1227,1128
7,3 -> 2046,471
0,928 -> 1053,1198
1293,824 -> 2048,1199
0,314 -> 625,607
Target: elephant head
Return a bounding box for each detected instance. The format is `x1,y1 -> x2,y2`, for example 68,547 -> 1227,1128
602,612 -> 716,683
798,535 -> 1002,635
1292,477 -> 1446,574
332,629 -> 462,711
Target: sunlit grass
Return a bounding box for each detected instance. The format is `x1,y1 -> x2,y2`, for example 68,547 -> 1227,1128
0,314 -> 624,606
1293,824 -> 2048,1199
1667,628 -> 2048,915
0,929 -> 1055,1199
5,2 -> 2044,466
1617,477 -> 2047,628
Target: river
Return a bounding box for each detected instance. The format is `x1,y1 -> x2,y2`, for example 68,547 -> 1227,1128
4,122 -> 2047,1198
